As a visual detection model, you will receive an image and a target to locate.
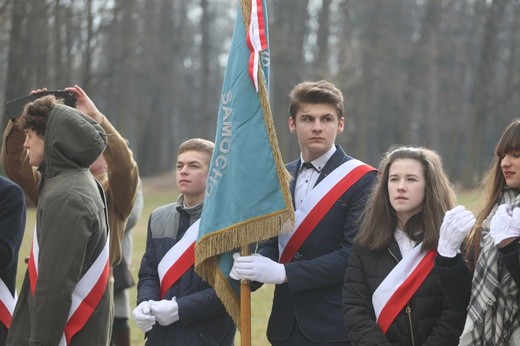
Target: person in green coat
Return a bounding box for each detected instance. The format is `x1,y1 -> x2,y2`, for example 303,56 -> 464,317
6,94 -> 111,345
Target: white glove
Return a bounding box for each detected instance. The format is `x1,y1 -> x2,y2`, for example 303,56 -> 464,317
149,298 -> 179,326
132,301 -> 156,332
229,255 -> 240,280
489,204 -> 520,246
231,252 -> 286,284
437,205 -> 476,257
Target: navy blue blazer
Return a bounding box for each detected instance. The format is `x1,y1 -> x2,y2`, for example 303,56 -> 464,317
258,145 -> 377,343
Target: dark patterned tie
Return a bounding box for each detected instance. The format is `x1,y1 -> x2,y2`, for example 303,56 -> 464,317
302,162 -> 317,171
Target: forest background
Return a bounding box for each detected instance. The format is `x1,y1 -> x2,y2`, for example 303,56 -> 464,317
0,0 -> 519,344
1,0 -> 520,185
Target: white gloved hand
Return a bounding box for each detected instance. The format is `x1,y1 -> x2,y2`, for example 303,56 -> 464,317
231,252 -> 286,284
149,298 -> 179,326
132,301 -> 156,332
437,205 -> 476,257
229,254 -> 240,280
489,204 -> 520,246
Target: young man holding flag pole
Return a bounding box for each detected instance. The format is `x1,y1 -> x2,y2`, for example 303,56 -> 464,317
194,0 -> 294,345
231,79 -> 378,345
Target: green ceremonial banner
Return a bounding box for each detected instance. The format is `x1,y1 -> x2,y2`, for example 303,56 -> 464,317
194,0 -> 293,330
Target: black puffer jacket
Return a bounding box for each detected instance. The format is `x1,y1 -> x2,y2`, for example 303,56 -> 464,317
342,238 -> 466,346
137,196 -> 235,345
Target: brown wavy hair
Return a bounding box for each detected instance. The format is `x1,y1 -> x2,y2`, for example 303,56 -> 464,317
356,146 -> 456,251
288,80 -> 344,121
20,95 -> 61,138
464,118 -> 520,271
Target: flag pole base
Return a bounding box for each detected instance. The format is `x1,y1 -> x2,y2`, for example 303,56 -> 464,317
240,245 -> 251,346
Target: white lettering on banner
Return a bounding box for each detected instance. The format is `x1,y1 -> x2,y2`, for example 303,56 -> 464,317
261,51 -> 270,67
206,90 -> 233,197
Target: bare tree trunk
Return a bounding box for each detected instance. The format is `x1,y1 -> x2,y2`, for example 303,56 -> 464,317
62,4 -> 74,86
53,0 -> 64,87
28,1 -> 50,87
504,1 -> 519,93
313,0 -> 332,80
464,0 -> 508,186
0,0 -> 11,14
134,0 -> 184,175
170,0 -> 190,153
2,1 -> 28,128
82,0 -> 94,89
199,0 -> 212,139
270,0 -> 310,161
336,0 -> 352,89
354,1 -> 382,160
403,0 -> 443,146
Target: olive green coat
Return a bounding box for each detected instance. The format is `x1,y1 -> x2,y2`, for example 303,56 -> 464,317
7,105 -> 111,345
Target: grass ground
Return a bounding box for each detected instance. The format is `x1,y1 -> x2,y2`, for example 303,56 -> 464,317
14,177 -> 481,345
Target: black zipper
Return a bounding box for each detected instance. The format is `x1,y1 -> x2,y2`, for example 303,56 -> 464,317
406,304 -> 415,346
387,248 -> 416,346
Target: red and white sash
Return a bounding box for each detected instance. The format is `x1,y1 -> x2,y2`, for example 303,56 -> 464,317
372,244 -> 436,334
158,219 -> 200,298
246,0 -> 268,91
0,278 -> 16,329
278,159 -> 376,263
28,225 -> 109,345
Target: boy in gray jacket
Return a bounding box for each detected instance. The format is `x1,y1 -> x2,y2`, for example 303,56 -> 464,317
133,138 -> 235,345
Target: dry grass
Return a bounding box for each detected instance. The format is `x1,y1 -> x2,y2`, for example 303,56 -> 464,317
14,174 -> 271,345
13,175 -> 481,345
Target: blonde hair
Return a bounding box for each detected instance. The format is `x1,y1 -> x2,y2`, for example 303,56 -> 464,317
178,138 -> 214,164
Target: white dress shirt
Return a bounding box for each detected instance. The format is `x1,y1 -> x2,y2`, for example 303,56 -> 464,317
394,228 -> 417,258
294,146 -> 336,208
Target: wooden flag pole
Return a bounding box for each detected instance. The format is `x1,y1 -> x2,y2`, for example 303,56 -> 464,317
240,245 -> 252,346
240,1 -> 252,345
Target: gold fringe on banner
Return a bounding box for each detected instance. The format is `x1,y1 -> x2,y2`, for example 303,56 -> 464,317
194,69 -> 295,329
194,208 -> 293,328
194,0 -> 295,330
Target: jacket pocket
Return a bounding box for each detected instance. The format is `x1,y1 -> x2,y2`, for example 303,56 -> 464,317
322,286 -> 341,305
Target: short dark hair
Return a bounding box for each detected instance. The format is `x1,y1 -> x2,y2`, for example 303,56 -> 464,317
21,95 -> 62,138
288,80 -> 344,120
